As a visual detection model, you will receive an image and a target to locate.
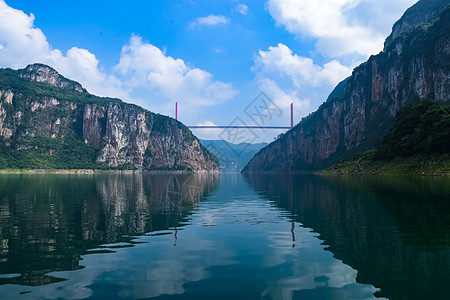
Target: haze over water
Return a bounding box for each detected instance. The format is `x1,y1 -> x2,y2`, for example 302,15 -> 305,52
0,173 -> 449,299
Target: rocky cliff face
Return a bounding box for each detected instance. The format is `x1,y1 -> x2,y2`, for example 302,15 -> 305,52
243,1 -> 450,173
18,63 -> 86,93
0,64 -> 219,171
384,0 -> 449,50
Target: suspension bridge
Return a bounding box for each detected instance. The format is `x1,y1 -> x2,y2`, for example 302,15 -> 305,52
175,102 -> 294,129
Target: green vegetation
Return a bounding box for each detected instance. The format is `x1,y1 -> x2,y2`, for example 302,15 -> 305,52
0,66 -> 113,169
0,135 -> 103,169
324,151 -> 450,176
0,65 -> 219,171
376,100 -> 450,159
392,0 -> 450,34
0,66 -> 125,170
325,100 -> 450,176
0,68 -> 122,105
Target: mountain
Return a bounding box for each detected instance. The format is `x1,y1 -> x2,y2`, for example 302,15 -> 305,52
384,0 -> 450,49
243,0 -> 450,173
0,64 -> 219,171
200,140 -> 268,172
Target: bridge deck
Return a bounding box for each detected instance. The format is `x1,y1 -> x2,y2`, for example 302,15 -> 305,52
188,125 -> 291,129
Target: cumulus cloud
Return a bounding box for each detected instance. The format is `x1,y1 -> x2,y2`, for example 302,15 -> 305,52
115,35 -> 237,112
258,77 -> 310,121
236,4 -> 249,15
266,0 -> 417,58
252,43 -> 352,131
255,43 -> 352,88
0,1 -> 237,119
0,0 -> 127,99
190,15 -> 230,27
57,47 -> 129,100
0,1 -> 58,68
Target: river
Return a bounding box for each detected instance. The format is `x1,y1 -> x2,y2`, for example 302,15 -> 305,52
0,174 -> 449,299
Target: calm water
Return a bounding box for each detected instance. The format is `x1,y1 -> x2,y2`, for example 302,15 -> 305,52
0,174 -> 449,300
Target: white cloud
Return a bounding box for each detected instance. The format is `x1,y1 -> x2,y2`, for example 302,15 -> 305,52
266,0 -> 417,58
0,1 -> 58,68
252,43 -> 352,134
236,4 -> 249,15
255,43 -> 352,88
258,77 -> 311,122
115,35 -> 237,113
0,1 -> 237,120
52,47 -> 128,100
190,15 -> 230,27
191,121 -> 224,141
0,0 -> 127,100
213,47 -> 225,53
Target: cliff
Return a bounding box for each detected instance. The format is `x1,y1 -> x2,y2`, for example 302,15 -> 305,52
243,1 -> 450,173
384,0 -> 450,49
0,64 -> 219,171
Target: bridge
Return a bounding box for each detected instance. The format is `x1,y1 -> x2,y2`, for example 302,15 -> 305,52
175,102 -> 294,129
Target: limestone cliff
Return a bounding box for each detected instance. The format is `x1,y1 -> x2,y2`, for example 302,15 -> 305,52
243,1 -> 450,173
0,64 -> 219,171
384,0 -> 449,50
18,64 -> 87,93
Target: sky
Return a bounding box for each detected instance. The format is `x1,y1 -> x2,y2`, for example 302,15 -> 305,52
0,0 -> 417,143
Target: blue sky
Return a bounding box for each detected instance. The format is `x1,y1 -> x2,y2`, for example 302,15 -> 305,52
0,0 -> 417,142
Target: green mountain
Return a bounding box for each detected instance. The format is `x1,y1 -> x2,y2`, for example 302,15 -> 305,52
200,139 -> 267,172
0,64 -> 219,171
243,0 -> 450,173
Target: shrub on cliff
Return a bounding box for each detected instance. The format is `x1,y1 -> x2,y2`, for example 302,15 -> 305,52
376,100 -> 450,158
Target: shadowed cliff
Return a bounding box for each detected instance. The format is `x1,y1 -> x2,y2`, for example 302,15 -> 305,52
243,0 -> 450,173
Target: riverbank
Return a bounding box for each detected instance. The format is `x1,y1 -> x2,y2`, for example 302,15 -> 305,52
321,151 -> 450,176
0,169 -> 220,174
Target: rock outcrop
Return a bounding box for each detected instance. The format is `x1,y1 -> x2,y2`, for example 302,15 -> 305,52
243,1 -> 450,173
384,0 -> 449,50
0,64 -> 219,171
18,63 -> 86,93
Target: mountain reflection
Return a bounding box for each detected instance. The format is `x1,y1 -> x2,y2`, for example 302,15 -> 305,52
0,173 -> 219,286
244,174 -> 450,300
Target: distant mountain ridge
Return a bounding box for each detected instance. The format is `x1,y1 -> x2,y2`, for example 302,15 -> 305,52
243,0 -> 450,173
0,64 -> 219,171
200,139 -> 267,172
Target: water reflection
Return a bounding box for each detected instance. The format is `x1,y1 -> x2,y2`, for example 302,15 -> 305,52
2,173 -> 449,299
0,174 -> 381,300
245,174 -> 450,300
0,173 -> 219,286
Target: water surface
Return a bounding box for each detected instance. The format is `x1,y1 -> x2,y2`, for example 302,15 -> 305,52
0,174 -> 449,299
